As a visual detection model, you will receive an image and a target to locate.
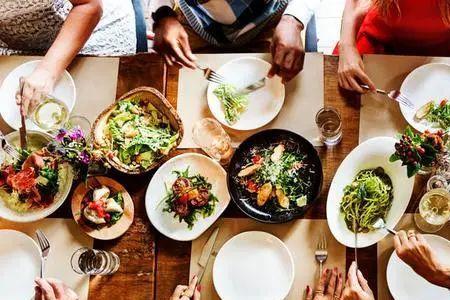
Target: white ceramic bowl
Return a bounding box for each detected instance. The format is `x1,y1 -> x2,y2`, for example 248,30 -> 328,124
213,231 -> 295,300
327,137 -> 415,248
145,153 -> 230,241
400,63 -> 450,133
0,229 -> 41,300
387,234 -> 450,299
207,57 -> 285,131
0,60 -> 76,131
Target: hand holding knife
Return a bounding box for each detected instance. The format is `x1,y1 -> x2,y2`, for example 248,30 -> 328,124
196,227 -> 219,284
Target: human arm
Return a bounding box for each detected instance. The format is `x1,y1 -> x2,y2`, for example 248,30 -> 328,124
394,230 -> 450,288
337,0 -> 375,93
17,0 -> 102,116
340,261 -> 375,300
34,278 -> 78,300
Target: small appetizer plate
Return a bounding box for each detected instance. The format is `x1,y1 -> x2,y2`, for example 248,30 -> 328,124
213,231 -> 295,300
327,137 -> 415,248
207,56 -> 285,131
145,153 -> 230,241
0,60 -> 76,131
0,229 -> 41,300
387,234 -> 450,300
72,176 -> 134,240
399,63 -> 450,133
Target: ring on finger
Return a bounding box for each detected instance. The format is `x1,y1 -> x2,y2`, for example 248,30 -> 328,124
314,290 -> 324,296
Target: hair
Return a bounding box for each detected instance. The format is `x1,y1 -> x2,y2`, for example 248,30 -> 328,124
372,0 -> 450,25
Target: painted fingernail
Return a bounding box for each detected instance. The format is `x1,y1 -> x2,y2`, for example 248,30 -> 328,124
306,285 -> 310,293
197,285 -> 201,292
326,268 -> 329,273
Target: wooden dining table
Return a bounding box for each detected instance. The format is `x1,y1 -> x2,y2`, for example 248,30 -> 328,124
2,53 -> 427,300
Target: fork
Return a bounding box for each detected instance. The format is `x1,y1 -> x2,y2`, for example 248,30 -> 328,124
315,233 -> 328,276
0,131 -> 21,161
36,230 -> 51,278
196,64 -> 226,84
361,85 -> 415,109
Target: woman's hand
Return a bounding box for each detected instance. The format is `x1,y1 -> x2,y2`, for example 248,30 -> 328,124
34,278 -> 78,300
337,44 -> 375,93
15,64 -> 58,116
341,261 -> 374,300
394,230 -> 450,288
268,15 -> 305,84
305,267 -> 343,300
153,16 -> 197,69
170,275 -> 201,300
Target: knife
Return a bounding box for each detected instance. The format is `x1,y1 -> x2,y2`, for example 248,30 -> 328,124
353,219 -> 358,270
237,77 -> 267,95
196,227 -> 219,284
18,77 -> 27,149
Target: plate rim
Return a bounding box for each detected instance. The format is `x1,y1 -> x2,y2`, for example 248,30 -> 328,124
145,152 -> 230,241
212,230 -> 295,300
206,56 -> 286,131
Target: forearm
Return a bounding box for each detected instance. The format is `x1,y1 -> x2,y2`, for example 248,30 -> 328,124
340,0 -> 371,49
284,0 -> 321,29
40,0 -> 102,79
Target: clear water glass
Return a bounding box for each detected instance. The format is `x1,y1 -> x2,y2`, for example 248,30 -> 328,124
192,118 -> 233,165
414,188 -> 450,233
71,247 -> 120,275
315,107 -> 342,146
66,115 -> 92,142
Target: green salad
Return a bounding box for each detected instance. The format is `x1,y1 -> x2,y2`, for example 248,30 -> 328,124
106,97 -> 179,170
340,167 -> 393,233
213,84 -> 248,124
422,99 -> 450,130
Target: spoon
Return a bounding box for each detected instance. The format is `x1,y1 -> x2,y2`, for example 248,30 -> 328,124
372,218 -> 397,235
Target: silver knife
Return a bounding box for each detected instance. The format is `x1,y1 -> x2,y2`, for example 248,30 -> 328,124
353,219 -> 358,270
237,77 -> 267,95
197,227 -> 219,283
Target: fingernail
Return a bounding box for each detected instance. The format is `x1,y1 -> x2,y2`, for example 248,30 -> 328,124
197,285 -> 201,292
306,285 -> 310,293
325,268 -> 329,274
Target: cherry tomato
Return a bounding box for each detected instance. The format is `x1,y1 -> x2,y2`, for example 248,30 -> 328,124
177,193 -> 190,204
440,99 -> 448,107
251,155 -> 262,164
246,180 -> 258,193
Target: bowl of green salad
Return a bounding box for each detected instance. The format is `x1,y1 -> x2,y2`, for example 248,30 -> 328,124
92,87 -> 183,175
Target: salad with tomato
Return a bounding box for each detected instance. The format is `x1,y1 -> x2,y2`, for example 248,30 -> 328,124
162,168 -> 218,229
81,185 -> 124,228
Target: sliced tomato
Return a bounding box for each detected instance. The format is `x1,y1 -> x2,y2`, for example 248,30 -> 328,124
177,193 -> 190,205
440,99 -> 448,107
246,180 -> 258,193
251,155 -> 262,164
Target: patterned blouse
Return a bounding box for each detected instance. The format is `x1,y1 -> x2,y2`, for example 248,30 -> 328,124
0,0 -> 137,56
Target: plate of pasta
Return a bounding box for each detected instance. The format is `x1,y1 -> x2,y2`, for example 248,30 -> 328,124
326,137 -> 415,248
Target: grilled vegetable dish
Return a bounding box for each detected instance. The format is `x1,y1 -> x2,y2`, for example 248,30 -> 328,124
235,143 -> 312,210
105,96 -> 179,171
162,168 -> 218,229
415,99 -> 450,130
81,185 -> 124,228
340,167 -> 393,233
213,84 -> 248,124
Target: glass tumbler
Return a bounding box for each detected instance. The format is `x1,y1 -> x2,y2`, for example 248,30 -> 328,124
71,247 -> 120,275
315,107 -> 342,146
414,188 -> 450,233
192,118 -> 233,165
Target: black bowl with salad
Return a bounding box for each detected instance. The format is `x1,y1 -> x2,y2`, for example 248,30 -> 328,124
227,129 -> 323,223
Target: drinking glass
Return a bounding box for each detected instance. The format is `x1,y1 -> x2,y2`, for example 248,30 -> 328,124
315,107 -> 342,146
414,188 -> 450,233
66,115 -> 92,142
192,118 -> 233,165
71,247 -> 120,275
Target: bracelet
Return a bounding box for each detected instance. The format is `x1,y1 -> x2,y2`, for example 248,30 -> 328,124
152,6 -> 178,29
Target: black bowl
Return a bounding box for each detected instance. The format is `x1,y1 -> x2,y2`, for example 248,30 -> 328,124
227,129 -> 323,223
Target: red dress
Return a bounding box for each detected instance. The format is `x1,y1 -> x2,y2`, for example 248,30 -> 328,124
334,0 -> 450,55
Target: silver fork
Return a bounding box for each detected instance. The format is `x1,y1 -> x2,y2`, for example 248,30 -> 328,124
36,230 -> 51,278
361,85 -> 415,109
196,64 -> 226,84
315,233 -> 328,276
0,131 -> 21,161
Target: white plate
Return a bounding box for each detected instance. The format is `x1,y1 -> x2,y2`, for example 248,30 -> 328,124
213,231 -> 294,300
0,229 -> 41,300
387,234 -> 450,300
207,57 -> 285,131
145,153 -> 230,241
327,137 -> 415,248
0,60 -> 76,131
400,63 -> 450,133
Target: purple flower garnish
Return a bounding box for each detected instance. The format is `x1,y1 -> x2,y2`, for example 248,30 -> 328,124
56,128 -> 67,142
68,127 -> 85,141
79,150 -> 91,164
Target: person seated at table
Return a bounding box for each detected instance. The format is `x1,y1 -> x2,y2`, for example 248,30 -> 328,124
34,278 -> 78,300
170,275 -> 201,300
394,230 -> 450,288
1,0 -> 147,116
336,0 -> 450,93
150,0 -> 321,83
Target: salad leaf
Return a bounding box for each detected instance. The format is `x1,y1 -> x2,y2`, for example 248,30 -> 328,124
213,84 -> 248,124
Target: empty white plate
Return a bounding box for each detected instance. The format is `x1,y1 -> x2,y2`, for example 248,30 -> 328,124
213,231 -> 294,300
0,230 -> 41,300
327,137 -> 415,248
207,57 -> 285,131
400,63 -> 450,133
387,234 -> 450,300
145,153 -> 230,241
0,60 -> 76,131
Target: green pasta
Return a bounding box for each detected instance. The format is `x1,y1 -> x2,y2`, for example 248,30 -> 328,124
340,167 -> 393,233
